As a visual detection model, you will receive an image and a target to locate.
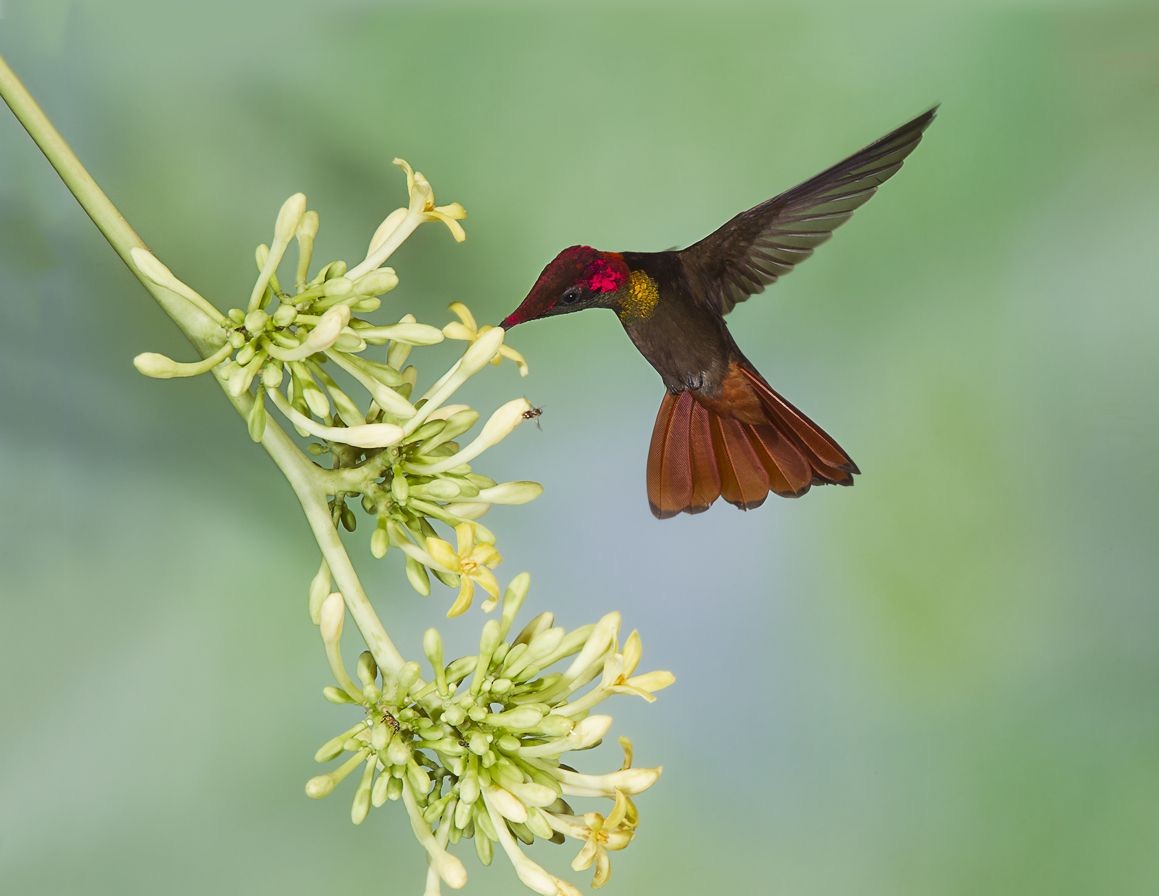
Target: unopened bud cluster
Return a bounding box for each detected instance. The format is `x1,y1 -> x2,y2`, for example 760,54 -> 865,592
133,161 -> 538,615
310,574 -> 673,895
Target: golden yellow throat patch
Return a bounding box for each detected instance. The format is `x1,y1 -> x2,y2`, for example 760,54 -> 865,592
619,270 -> 660,321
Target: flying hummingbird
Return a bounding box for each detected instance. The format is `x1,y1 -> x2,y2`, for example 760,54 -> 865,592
500,107 -> 936,518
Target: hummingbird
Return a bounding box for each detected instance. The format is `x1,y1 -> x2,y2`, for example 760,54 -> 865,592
500,107 -> 936,519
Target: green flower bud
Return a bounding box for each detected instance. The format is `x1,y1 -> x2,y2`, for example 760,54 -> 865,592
353,268 -> 399,296
356,651 -> 378,689
423,628 -> 445,675
370,523 -> 389,559
305,775 -> 335,799
308,560 -> 330,624
534,714 -> 574,738
524,807 -> 554,841
323,276 -> 353,297
247,389 -> 267,442
244,309 -> 269,335
407,759 -> 432,795
261,362 -> 283,389
467,731 -> 490,756
387,735 -> 411,767
371,770 -> 391,807
508,820 -> 535,846
441,704 -> 467,727
454,795 -> 473,831
486,706 -> 544,731
476,481 -> 544,505
272,303 -> 297,327
314,732 -> 350,763
406,557 -> 431,596
351,764 -> 374,824
398,661 -> 422,698
475,828 -> 494,866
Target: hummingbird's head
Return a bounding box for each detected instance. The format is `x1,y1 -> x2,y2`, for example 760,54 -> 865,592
500,246 -> 629,328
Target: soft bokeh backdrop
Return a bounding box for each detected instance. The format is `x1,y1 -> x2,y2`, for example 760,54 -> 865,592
3,2 -> 1158,894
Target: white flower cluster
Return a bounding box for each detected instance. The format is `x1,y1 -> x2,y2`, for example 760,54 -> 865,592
132,162 -> 538,616
310,574 -> 674,895
126,159 -> 674,893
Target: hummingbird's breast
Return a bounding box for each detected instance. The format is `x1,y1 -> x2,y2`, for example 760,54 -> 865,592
618,252 -> 733,395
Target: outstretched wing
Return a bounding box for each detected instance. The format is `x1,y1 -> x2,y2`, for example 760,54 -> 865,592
682,106 -> 937,315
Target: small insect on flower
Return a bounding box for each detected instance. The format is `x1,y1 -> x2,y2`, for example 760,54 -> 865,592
522,405 -> 543,429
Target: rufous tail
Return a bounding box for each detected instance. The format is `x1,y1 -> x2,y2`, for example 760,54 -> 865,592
646,364 -> 857,519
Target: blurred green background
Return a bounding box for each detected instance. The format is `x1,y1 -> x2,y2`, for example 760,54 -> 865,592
3,1 -> 1158,894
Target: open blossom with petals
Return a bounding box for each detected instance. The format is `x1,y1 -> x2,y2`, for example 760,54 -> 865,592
425,522 -> 502,616
394,157 -> 467,242
605,630 -> 676,702
569,791 -> 638,888
444,302 -> 529,376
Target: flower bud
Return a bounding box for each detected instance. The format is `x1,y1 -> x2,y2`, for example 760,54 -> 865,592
308,561 -> 331,624
479,398 -> 531,444
313,732 -> 349,763
352,767 -> 374,824
406,557 -> 431,596
485,786 -> 528,824
371,770 -> 391,807
370,523 -> 389,559
423,628 -> 444,673
261,362 -> 283,389
474,829 -> 494,866
397,661 -> 422,697
534,714 -> 574,738
457,328 -> 505,377
486,706 -> 544,731
407,759 -> 432,795
275,193 -> 307,244
370,722 -> 390,752
243,308 -> 269,335
132,352 -> 182,378
305,774 -> 335,799
356,651 -> 378,689
319,592 -> 345,643
476,482 -> 544,505
387,735 -> 412,767
353,268 -> 400,296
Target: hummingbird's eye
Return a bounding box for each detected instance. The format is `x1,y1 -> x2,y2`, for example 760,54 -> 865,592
559,286 -> 583,305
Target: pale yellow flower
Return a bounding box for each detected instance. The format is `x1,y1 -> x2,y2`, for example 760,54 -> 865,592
605,631 -> 675,702
443,302 -> 529,376
393,158 -> 467,242
425,523 -> 502,616
569,791 -> 638,889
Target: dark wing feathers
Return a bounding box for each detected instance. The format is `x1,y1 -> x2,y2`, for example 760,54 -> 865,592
682,106 -> 937,314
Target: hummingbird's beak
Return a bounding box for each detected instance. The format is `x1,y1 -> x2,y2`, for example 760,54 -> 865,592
498,306 -> 528,329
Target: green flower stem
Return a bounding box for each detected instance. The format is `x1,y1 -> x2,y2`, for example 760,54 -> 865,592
0,56 -> 405,675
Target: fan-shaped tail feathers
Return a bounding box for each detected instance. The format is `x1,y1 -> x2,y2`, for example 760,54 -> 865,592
646,366 -> 857,519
